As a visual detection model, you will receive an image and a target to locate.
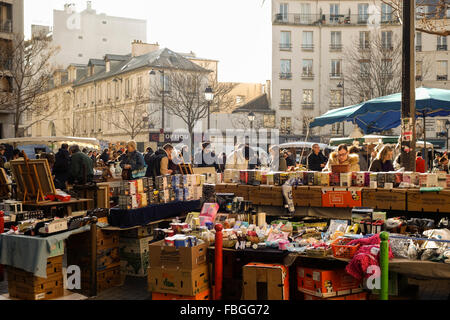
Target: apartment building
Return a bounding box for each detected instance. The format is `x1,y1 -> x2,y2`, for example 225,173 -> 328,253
272,0 -> 450,145
48,1 -> 147,69
0,0 -> 23,139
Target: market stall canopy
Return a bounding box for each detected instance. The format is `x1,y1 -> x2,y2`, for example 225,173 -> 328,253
310,88 -> 450,134
0,136 -> 100,146
329,136 -> 434,149
279,142 -> 328,150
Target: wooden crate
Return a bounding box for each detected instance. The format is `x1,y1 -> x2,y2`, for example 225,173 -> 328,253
407,189 -> 450,212
236,185 -> 252,199
362,188 -> 407,211
80,265 -> 121,294
255,186 -> 283,206
68,247 -> 120,271
293,186 -> 323,207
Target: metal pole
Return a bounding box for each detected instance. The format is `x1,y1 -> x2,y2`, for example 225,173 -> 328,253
214,224 -> 223,300
342,81 -> 345,137
423,112 -> 427,171
379,231 -> 390,301
207,101 -> 211,130
400,0 -> 416,171
162,72 -> 165,131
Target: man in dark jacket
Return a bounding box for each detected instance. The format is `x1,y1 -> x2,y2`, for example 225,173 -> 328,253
146,144 -> 173,178
53,144 -> 70,189
99,149 -> 110,164
68,145 -> 94,185
144,147 -> 154,177
307,144 -> 328,171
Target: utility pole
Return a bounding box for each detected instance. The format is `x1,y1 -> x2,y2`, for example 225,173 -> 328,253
400,0 -> 416,171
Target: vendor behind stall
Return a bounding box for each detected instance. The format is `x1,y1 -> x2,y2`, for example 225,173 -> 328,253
307,144 -> 327,171
369,145 -> 394,172
323,144 -> 360,172
120,140 -> 145,179
68,144 -> 94,184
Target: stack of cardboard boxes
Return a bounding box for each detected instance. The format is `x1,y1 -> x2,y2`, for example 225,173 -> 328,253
147,240 -> 210,300
6,255 -> 64,300
67,228 -> 121,294
119,226 -> 153,277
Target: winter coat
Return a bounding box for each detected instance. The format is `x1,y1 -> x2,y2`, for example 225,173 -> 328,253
323,152 -> 360,172
120,151 -> 145,172
146,149 -> 168,178
307,152 -> 328,172
369,159 -> 394,172
69,152 -> 94,184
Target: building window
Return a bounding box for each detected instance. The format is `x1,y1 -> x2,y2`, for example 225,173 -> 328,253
115,81 -> 120,99
280,31 -> 291,50
302,89 -> 314,109
359,31 -> 370,49
236,95 -> 245,105
360,60 -> 370,78
160,74 -> 169,91
330,31 -> 342,50
280,89 -> 291,110
437,60 -> 448,80
279,3 -> 288,21
107,83 -> 111,100
416,61 -> 423,81
381,59 -> 393,78
263,115 -> 275,128
302,59 -> 313,77
78,35 -> 83,39
125,78 -> 130,97
416,32 -> 422,51
358,4 -> 369,24
381,3 -> 393,23
381,31 -> 393,49
331,60 -> 342,77
302,31 -> 313,50
332,123 -> 343,135
330,4 -> 339,22
300,3 -> 311,24
330,90 -> 343,107
137,76 -> 143,92
302,117 -> 313,135
280,59 -> 292,79
437,36 -> 447,51
280,117 -> 292,135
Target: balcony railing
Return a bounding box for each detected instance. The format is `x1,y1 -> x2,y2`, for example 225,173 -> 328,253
302,102 -> 314,110
437,75 -> 448,81
381,72 -> 393,79
301,72 -> 314,79
279,43 -> 292,50
330,44 -> 343,51
330,103 -> 343,109
273,13 -> 400,26
416,75 -> 423,81
279,72 -> 292,80
416,45 -> 422,51
437,45 -> 447,51
330,73 -> 343,79
301,44 -> 314,51
279,101 -> 292,109
0,20 -> 12,33
360,72 -> 370,79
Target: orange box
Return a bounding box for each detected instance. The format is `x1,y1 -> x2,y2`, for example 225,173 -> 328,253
304,292 -> 367,300
297,267 -> 362,298
151,289 -> 211,300
243,263 -> 289,300
321,187 -> 362,208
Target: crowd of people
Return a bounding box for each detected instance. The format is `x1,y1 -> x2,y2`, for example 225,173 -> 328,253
1,139 -> 449,190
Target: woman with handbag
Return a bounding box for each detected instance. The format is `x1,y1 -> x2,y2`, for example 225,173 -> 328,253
120,140 -> 145,180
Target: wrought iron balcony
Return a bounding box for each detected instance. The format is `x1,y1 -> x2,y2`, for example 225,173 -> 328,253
416,45 -> 422,51
301,72 -> 314,79
330,73 -> 343,79
437,45 -> 447,51
279,43 -> 292,50
437,75 -> 448,81
416,75 -> 423,81
0,20 -> 12,33
273,13 -> 400,26
302,102 -> 314,110
301,44 -> 314,51
279,72 -> 292,80
279,101 -> 292,110
330,44 -> 343,51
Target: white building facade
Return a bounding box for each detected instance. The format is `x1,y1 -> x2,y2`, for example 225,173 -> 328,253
272,0 -> 450,146
50,1 -> 147,68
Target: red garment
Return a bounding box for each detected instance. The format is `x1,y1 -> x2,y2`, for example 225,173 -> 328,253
416,157 -> 426,173
345,234 -> 394,281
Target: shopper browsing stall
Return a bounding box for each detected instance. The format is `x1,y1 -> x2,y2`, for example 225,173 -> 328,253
369,145 -> 395,172
52,144 -> 70,189
146,144 -> 174,178
323,144 -> 360,172
307,144 -> 328,172
68,144 -> 94,184
120,141 -> 145,179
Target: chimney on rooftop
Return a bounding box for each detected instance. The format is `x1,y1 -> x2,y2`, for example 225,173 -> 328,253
131,41 -> 160,57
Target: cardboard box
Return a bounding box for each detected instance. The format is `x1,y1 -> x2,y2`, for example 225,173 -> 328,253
321,187 -> 362,208
121,251 -> 149,277
243,263 -> 289,300
149,240 -> 207,269
293,186 -> 322,207
148,264 -> 209,296
254,185 -> 283,206
151,289 -> 211,300
120,225 -> 155,239
407,189 -> 450,212
362,188 -> 407,211
297,267 -> 362,298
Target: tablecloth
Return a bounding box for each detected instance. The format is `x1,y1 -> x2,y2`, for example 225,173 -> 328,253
0,225 -> 91,278
108,200 -> 201,229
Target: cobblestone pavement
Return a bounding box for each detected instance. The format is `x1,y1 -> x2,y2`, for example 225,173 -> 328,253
88,276 -> 151,300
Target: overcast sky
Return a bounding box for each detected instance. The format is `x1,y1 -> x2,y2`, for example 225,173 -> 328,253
24,0 -> 272,84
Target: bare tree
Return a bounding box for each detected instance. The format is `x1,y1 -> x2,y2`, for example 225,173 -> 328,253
150,71 -> 210,145
209,81 -> 239,113
105,86 -> 157,140
0,35 -> 59,137
231,113 -> 265,130
381,0 -> 449,36
343,32 -> 403,106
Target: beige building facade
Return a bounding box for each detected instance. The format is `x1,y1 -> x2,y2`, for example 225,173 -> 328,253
272,0 -> 450,143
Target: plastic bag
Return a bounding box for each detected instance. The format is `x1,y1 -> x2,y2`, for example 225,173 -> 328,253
389,234 -> 410,259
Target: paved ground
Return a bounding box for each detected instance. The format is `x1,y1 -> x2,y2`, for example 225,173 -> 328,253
88,276 -> 151,300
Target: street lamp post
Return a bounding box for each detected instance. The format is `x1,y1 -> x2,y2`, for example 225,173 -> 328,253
337,81 -> 345,136
204,86 -> 214,130
150,69 -> 165,132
